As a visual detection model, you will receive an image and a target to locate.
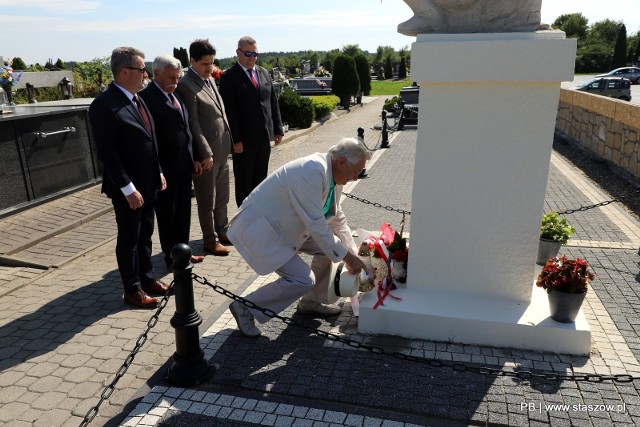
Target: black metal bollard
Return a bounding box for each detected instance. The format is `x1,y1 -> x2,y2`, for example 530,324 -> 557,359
356,127 -> 368,179
396,100 -> 406,131
380,110 -> 390,148
166,244 -> 216,386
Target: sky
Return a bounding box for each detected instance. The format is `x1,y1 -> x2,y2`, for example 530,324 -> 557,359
1,0 -> 639,66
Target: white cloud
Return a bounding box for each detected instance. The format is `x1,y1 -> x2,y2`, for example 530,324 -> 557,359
0,0 -> 102,13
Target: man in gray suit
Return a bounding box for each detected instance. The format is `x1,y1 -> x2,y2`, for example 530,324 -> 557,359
176,39 -> 232,256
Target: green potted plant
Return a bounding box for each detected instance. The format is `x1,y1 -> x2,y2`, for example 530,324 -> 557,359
536,211 -> 575,265
536,255 -> 594,323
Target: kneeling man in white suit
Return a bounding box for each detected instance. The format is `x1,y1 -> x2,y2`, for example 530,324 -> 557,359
226,138 -> 371,337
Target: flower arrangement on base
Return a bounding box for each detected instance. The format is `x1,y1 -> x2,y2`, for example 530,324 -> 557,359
536,255 -> 593,294
360,222 -> 409,309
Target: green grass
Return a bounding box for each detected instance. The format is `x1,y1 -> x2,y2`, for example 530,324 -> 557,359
369,78 -> 412,96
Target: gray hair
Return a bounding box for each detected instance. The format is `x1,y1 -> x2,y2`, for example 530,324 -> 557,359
152,55 -> 182,73
237,36 -> 257,49
110,46 -> 145,76
329,138 -> 372,164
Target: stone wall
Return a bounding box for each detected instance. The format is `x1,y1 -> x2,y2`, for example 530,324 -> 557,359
556,89 -> 640,178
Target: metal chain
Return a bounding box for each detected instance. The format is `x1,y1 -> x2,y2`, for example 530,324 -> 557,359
192,273 -> 639,384
79,282 -> 175,427
344,188 -> 640,218
343,192 -> 411,215
556,189 -> 640,215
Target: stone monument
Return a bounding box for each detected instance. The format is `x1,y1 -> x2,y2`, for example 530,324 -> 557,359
359,0 -> 589,354
398,0 -> 543,35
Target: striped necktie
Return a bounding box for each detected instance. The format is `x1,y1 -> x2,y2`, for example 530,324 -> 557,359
132,94 -> 151,132
248,69 -> 259,91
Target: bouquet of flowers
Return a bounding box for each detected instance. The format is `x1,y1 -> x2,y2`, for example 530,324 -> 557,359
536,255 -> 594,294
0,60 -> 23,103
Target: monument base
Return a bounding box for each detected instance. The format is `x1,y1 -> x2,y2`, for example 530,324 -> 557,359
359,276 -> 591,355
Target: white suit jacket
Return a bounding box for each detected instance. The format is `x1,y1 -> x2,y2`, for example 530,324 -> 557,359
227,152 -> 356,275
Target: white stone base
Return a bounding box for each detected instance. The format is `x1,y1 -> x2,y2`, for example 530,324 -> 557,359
358,275 -> 591,355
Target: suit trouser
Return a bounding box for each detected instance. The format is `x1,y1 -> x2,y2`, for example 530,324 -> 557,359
245,237 -> 333,324
156,172 -> 192,263
111,195 -> 156,294
233,140 -> 270,207
193,157 -> 230,245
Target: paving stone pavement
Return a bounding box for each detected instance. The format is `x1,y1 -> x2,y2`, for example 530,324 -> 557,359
3,96 -> 640,426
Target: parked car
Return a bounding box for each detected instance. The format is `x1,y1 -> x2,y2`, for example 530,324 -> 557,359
575,77 -> 632,101
595,67 -> 640,84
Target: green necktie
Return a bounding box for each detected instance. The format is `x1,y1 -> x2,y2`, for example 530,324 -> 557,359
323,179 -> 335,218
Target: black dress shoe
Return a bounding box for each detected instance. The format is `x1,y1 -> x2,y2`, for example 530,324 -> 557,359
218,235 -> 232,246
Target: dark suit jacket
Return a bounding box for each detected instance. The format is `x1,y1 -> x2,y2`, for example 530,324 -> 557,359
219,63 -> 283,150
138,82 -> 194,181
89,83 -> 162,201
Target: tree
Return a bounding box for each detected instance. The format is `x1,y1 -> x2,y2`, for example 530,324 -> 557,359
384,56 -> 393,79
342,44 -> 363,57
611,24 -> 627,69
634,33 -> 640,65
354,54 -> 371,96
11,57 -> 28,70
552,13 -> 588,40
173,47 -> 189,68
398,56 -> 407,79
322,49 -> 340,73
588,19 -> 623,46
54,58 -> 67,70
332,54 -> 359,110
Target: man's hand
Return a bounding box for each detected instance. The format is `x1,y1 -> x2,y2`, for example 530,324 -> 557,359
201,156 -> 213,172
193,161 -> 203,177
343,251 -> 368,275
158,174 -> 167,191
126,191 -> 144,210
233,142 -> 244,154
274,134 -> 283,145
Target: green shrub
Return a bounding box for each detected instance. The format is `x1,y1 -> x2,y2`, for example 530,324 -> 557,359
310,95 -> 339,121
383,96 -> 400,111
278,88 -> 315,129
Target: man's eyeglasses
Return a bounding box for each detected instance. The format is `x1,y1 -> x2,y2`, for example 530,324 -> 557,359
238,49 -> 259,58
123,66 -> 148,74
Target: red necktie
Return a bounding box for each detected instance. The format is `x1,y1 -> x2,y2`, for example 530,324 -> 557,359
133,94 -> 151,132
248,69 -> 259,91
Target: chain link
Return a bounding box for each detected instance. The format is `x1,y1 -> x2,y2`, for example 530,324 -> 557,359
344,188 -> 640,218
556,189 -> 640,215
79,282 -> 174,427
192,273 -> 640,384
343,192 -> 411,215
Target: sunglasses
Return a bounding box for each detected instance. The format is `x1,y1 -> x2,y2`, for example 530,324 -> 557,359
123,66 -> 148,74
238,49 -> 259,58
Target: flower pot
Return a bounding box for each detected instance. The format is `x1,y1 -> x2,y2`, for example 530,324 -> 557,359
536,238 -> 562,266
547,290 -> 586,323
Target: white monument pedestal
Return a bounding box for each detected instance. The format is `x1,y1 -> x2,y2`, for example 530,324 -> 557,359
359,32 -> 590,355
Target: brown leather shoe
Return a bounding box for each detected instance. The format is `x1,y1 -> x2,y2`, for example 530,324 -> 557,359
191,255 -> 205,263
123,290 -> 158,309
218,234 -> 232,246
141,279 -> 170,295
203,241 -> 230,256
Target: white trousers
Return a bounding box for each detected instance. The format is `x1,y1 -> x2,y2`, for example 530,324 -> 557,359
244,237 -> 333,324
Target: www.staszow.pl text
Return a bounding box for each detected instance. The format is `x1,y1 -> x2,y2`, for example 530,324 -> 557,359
521,402 -> 626,413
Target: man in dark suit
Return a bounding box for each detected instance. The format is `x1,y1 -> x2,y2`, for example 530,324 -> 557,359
89,47 -> 170,309
219,35 -> 284,207
139,55 -> 204,268
176,39 -> 233,256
